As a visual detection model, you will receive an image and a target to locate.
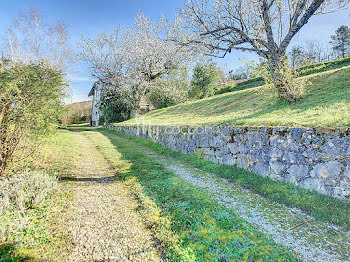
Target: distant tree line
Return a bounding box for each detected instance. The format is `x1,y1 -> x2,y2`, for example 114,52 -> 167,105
61,101 -> 92,126
228,24 -> 350,82
288,25 -> 350,69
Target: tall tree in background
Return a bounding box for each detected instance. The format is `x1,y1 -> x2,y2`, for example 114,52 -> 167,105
289,46 -> 304,69
122,13 -> 196,112
179,0 -> 350,100
189,60 -> 221,99
3,7 -> 72,68
330,25 -> 350,58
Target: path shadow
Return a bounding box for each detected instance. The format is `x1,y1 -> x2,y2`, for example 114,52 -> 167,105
58,126 -> 127,184
58,174 -> 120,183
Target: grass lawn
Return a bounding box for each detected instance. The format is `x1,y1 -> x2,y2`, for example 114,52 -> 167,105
118,66 -> 350,127
82,128 -> 298,261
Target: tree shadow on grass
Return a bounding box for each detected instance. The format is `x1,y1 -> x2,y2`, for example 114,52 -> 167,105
0,243 -> 36,262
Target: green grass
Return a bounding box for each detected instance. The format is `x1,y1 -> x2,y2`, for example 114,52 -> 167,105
119,66 -> 350,127
215,78 -> 265,95
83,128 -> 298,261
0,129 -> 77,261
215,57 -> 350,95
104,129 -> 350,231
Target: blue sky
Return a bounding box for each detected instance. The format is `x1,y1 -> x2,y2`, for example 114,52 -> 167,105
0,1 -> 349,103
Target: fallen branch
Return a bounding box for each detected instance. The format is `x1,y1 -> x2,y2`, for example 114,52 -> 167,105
289,219 -> 314,230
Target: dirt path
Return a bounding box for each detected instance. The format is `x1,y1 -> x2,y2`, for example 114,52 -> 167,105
104,131 -> 350,262
65,131 -> 160,262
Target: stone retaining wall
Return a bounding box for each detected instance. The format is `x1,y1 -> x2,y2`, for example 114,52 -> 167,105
107,124 -> 350,201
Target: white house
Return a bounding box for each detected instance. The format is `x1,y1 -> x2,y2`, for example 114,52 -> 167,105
88,79 -> 109,127
88,79 -> 155,126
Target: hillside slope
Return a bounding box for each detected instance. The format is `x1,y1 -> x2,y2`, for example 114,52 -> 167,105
119,66 -> 350,128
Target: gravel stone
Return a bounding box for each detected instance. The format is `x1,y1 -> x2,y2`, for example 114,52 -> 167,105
66,132 -> 160,262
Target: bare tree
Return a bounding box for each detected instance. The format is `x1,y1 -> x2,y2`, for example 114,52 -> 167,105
301,41 -> 326,64
289,46 -> 304,69
123,13 -> 197,111
2,7 -> 72,69
179,0 -> 350,100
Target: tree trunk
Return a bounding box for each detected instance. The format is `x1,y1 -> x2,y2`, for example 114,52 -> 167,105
268,55 -> 284,92
0,161 -> 8,178
268,55 -> 296,101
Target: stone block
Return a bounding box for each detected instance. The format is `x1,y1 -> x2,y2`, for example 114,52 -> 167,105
223,155 -> 236,166
344,166 -> 350,180
283,152 -> 305,164
289,128 -> 304,140
222,126 -> 234,136
251,162 -> 270,177
333,180 -> 350,199
300,178 -> 327,195
268,148 -> 283,160
236,154 -> 247,169
286,164 -> 309,184
270,161 -> 286,175
227,143 -> 239,154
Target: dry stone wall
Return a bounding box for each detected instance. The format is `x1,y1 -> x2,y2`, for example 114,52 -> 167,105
107,124 -> 350,201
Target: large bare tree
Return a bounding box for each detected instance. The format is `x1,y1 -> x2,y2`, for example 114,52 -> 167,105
123,13 -> 196,110
179,0 -> 350,99
79,29 -> 127,81
3,7 -> 72,69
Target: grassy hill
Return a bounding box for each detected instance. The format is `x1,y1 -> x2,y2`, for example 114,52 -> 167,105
61,101 -> 92,125
118,66 -> 350,128
215,57 -> 350,95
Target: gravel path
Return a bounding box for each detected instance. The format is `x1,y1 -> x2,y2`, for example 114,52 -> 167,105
105,132 -> 350,262
66,131 -> 160,262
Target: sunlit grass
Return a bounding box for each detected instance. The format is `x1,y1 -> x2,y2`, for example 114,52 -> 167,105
119,67 -> 350,127
0,129 -> 77,261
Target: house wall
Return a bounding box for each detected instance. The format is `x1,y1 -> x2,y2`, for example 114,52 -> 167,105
106,124 -> 350,201
91,83 -> 103,127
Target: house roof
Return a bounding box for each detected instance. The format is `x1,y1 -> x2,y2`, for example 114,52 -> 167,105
88,82 -> 97,97
88,78 -> 111,97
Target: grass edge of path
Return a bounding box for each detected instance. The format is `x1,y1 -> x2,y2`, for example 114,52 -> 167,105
83,128 -> 299,261
102,128 -> 350,231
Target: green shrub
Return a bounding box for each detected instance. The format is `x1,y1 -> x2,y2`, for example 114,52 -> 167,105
147,87 -> 177,109
189,60 -> 221,99
99,85 -> 137,123
0,61 -> 65,177
61,101 -> 92,125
